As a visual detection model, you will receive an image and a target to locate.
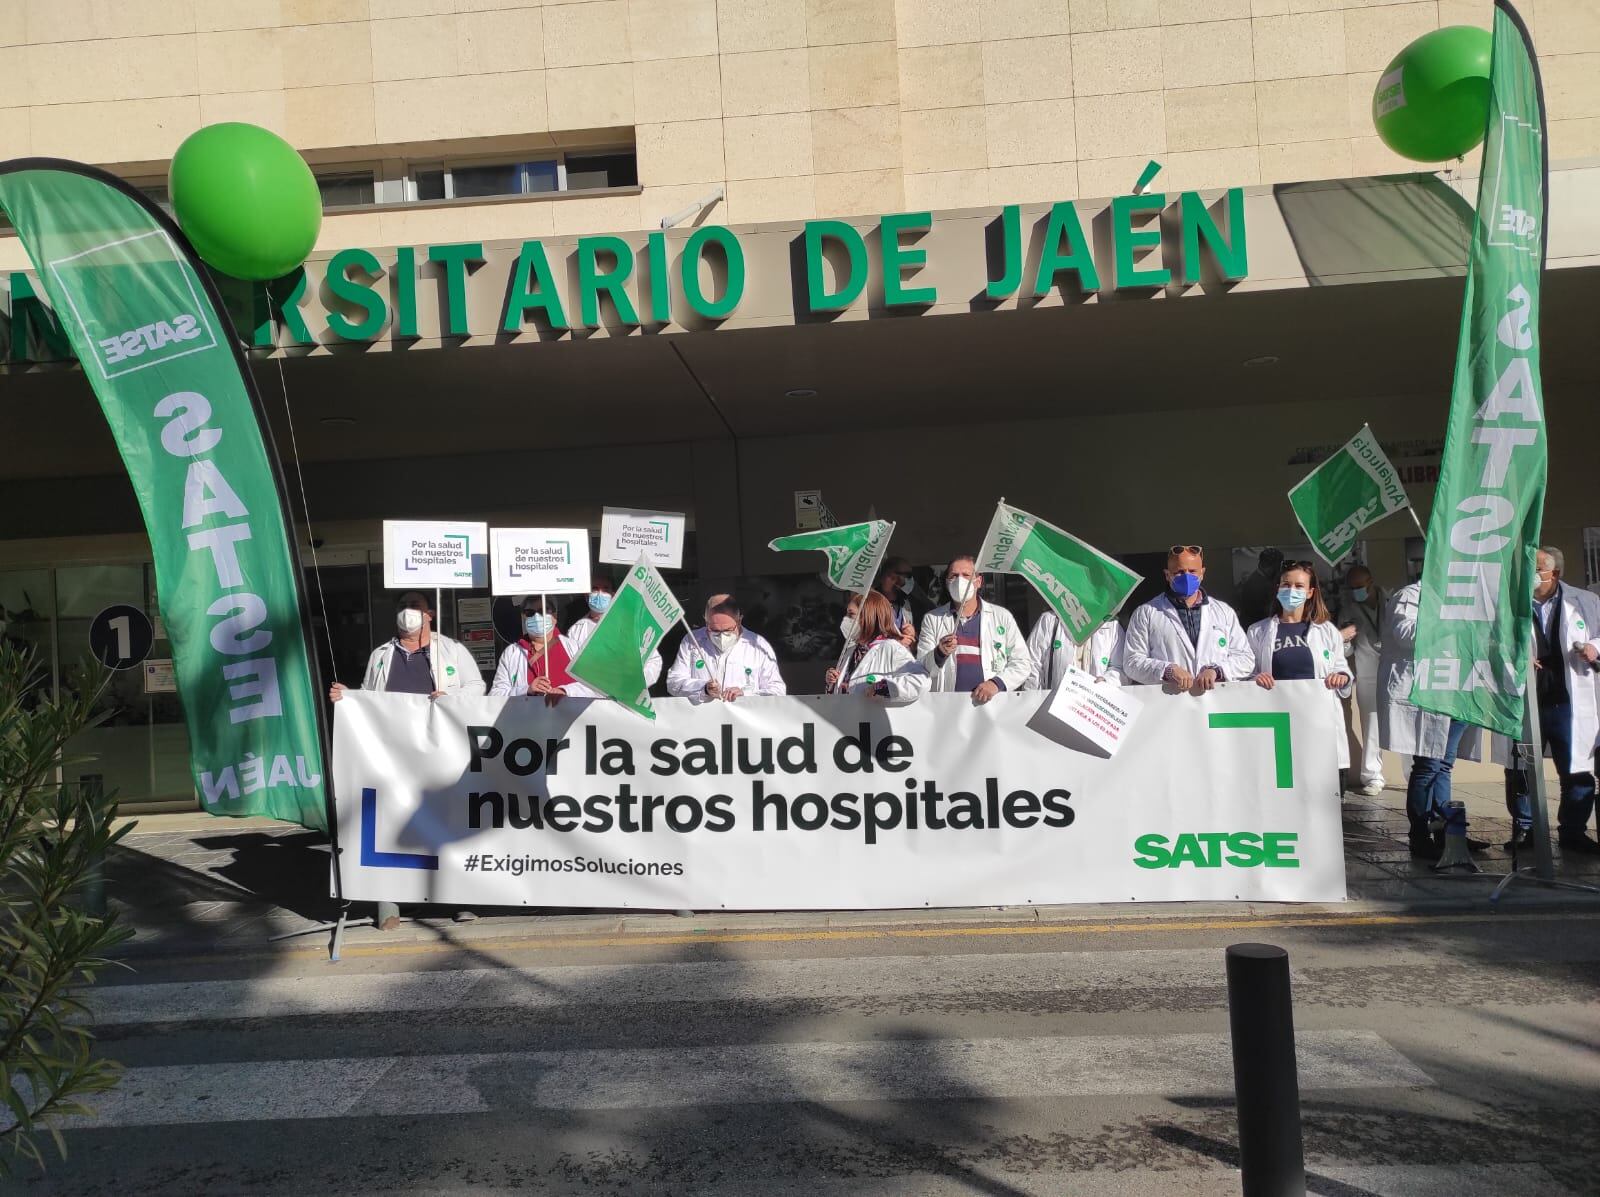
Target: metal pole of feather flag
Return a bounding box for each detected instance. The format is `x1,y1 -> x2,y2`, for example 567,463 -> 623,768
1406,506 -> 1426,539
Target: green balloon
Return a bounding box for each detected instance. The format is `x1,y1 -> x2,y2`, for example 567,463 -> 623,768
169,122 -> 322,281
1372,25 -> 1492,163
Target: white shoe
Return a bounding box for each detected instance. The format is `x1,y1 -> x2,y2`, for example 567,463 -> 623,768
1359,779 -> 1385,796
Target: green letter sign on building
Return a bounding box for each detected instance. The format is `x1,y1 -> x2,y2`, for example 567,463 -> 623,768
0,160 -> 329,830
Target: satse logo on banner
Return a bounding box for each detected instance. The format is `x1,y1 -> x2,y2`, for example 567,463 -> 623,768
48,230 -> 219,380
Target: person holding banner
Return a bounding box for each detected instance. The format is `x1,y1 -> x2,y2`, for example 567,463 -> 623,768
566,575 -> 663,691
1377,580 -> 1484,859
1024,614 -> 1123,690
1123,546 -> 1254,691
1245,561 -> 1353,776
1495,548 -> 1600,854
329,591 -> 484,703
826,592 -> 929,703
666,599 -> 786,704
916,556 -> 1031,703
489,605 -> 579,698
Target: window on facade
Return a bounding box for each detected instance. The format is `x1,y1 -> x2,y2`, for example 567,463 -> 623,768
565,153 -> 638,190
317,169 -> 376,208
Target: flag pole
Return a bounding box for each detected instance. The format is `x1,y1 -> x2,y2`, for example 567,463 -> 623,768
1406,506 -> 1426,538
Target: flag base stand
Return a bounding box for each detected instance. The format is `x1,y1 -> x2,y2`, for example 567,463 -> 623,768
266,901 -> 352,962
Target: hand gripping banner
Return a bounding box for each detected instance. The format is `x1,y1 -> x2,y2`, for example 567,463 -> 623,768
0,161 -> 329,829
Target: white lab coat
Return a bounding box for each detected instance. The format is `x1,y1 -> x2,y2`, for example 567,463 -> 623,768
1488,582 -> 1600,773
832,637 -> 930,704
489,636 -> 597,698
566,616 -> 664,688
360,634 -> 485,696
1122,593 -> 1255,685
667,627 -> 785,703
1377,583 -> 1483,761
1024,614 -> 1123,690
916,598 -> 1032,693
1245,615 -> 1353,769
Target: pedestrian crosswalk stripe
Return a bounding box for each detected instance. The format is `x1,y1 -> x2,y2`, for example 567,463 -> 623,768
65,1030 -> 1429,1129
88,948 -> 1283,1026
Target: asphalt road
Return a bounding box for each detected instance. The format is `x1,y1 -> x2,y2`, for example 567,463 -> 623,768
18,908 -> 1600,1195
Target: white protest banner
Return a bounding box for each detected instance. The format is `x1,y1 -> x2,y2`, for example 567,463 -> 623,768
333,682 -> 1345,909
383,520 -> 489,589
490,527 -> 591,596
1041,668 -> 1144,757
599,507 -> 686,570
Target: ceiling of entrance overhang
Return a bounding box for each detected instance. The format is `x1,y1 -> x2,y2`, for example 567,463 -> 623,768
2,267 -> 1596,483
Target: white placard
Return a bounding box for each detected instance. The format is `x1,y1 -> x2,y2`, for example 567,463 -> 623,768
143,658 -> 176,693
382,520 -> 489,589
334,683 -> 1345,909
599,506 -> 686,569
490,527 -> 591,596
1041,667 -> 1145,757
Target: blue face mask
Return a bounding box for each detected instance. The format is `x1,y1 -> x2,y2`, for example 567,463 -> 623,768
588,592 -> 612,614
1277,587 -> 1308,611
524,613 -> 554,637
1169,571 -> 1202,598
1351,586 -> 1369,603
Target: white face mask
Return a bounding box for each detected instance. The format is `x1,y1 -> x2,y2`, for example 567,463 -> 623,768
840,615 -> 859,640
396,608 -> 425,635
710,629 -> 738,652
946,576 -> 975,604
898,576 -> 914,596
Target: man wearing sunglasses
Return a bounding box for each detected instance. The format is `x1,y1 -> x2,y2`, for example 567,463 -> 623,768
1123,545 -> 1255,692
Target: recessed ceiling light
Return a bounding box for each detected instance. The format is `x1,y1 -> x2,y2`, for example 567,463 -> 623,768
1243,355 -> 1279,368
784,388 -> 817,399
320,415 -> 357,426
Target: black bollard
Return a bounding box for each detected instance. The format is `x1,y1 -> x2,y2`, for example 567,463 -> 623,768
1225,943 -> 1305,1197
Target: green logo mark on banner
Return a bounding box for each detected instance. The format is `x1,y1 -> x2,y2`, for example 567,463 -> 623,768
1288,424 -> 1410,567
768,519 -> 895,593
568,556 -> 684,721
975,501 -> 1138,645
1208,711 -> 1294,789
1414,1 -> 1548,738
0,163 -> 327,828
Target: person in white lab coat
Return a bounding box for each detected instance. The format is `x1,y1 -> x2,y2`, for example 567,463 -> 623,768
667,598 -> 785,703
1024,614 -> 1123,690
489,606 -> 584,698
1377,580 -> 1484,859
1122,545 -> 1254,690
1496,547 -> 1600,854
1335,565 -> 1387,795
916,555 -> 1031,702
565,575 -> 663,691
827,592 -> 929,704
1245,560 -> 1353,778
329,591 -> 484,702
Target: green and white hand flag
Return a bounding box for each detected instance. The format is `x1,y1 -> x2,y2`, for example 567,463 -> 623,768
1414,0 -> 1548,738
1288,424 -> 1410,567
768,520 -> 895,594
568,556 -> 684,721
977,501 -> 1138,645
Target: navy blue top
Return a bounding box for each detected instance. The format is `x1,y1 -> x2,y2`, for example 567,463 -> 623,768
1270,621 -> 1316,681
385,642 -> 434,694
